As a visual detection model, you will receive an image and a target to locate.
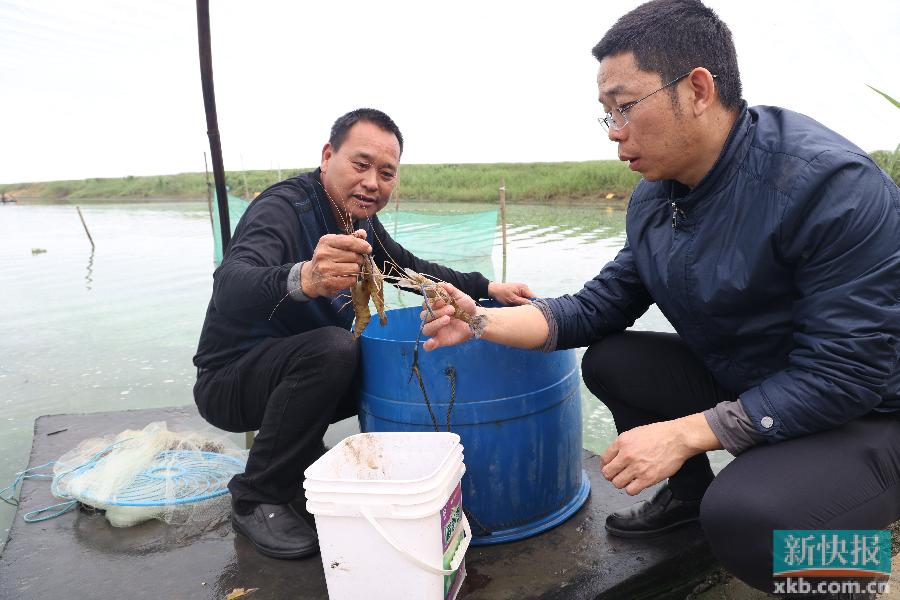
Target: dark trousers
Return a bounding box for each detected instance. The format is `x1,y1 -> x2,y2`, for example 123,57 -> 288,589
582,331 -> 900,593
193,326 -> 359,512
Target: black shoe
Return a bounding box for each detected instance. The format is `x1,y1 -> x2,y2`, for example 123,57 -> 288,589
605,483 -> 702,538
232,502 -> 319,559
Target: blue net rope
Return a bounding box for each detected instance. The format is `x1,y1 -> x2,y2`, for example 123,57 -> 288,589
57,449 -> 245,507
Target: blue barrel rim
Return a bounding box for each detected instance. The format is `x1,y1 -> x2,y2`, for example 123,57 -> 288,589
360,302 -> 508,343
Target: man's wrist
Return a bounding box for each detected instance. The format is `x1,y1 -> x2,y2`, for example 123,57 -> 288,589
468,307 -> 488,340
679,413 -> 724,453
288,261 -> 311,302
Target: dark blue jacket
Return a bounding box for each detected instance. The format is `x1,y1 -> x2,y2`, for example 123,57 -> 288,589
194,169 -> 490,369
547,105 -> 900,443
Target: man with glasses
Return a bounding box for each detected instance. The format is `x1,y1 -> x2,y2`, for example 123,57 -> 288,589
420,0 -> 900,593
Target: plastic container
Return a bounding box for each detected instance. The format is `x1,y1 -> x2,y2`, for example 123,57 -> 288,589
304,432 -> 469,600
359,305 -> 590,545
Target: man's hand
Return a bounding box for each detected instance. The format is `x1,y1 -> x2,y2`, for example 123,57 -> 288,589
421,283 -> 479,351
488,281 -> 535,306
600,413 -> 722,496
302,230 -> 371,298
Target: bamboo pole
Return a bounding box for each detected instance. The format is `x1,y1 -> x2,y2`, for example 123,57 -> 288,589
76,206 -> 95,250
196,0 -> 231,251
499,178 -> 507,283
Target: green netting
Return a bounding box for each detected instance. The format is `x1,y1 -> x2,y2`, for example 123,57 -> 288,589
376,209 -> 497,281
211,194 -> 250,265
377,208 -> 497,307
211,201 -> 498,296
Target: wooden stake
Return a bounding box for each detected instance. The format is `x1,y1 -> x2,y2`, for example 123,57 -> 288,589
499,178 -> 508,283
240,154 -> 251,200
204,152 -> 213,229
393,180 -> 400,237
76,206 -> 95,250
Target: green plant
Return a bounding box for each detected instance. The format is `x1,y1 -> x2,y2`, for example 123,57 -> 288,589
866,85 -> 899,185
867,85 -> 900,110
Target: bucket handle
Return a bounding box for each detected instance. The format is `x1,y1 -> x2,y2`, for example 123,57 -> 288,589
360,507 -> 471,576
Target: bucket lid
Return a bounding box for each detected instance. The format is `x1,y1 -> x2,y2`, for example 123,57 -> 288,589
305,463 -> 466,519
304,432 -> 462,488
304,447 -> 463,498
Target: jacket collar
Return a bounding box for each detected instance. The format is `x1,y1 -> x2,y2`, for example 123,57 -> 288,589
308,168 -> 344,235
668,101 -> 752,205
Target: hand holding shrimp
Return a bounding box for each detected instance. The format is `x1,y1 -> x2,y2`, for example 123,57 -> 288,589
303,230 -> 371,298
421,281 -> 552,351
420,282 -> 481,351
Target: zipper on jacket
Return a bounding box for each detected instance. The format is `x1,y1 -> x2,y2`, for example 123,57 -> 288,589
671,201 -> 686,229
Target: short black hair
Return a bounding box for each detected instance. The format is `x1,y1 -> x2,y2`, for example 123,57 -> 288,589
329,108 -> 404,156
592,0 -> 742,110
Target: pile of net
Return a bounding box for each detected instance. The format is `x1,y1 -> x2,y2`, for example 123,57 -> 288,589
50,421 -> 247,527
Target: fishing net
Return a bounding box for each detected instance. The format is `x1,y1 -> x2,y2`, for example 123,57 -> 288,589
377,209 -> 497,279
212,201 -> 499,305
50,422 -> 247,528
376,209 -> 497,307
211,193 -> 250,265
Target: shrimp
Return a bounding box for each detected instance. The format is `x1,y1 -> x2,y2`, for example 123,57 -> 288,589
390,267 -> 487,338
313,181 -> 477,339
351,253 -> 387,339
391,268 -> 467,321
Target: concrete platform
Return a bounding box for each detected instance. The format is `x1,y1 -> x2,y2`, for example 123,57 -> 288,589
0,407 -> 715,600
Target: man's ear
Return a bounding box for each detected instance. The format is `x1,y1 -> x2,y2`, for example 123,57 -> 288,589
687,68 -> 717,116
320,143 -> 333,173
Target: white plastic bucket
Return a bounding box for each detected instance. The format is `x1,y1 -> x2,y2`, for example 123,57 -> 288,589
304,432 -> 470,600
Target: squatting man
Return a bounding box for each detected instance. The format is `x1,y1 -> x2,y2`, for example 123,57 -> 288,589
192,108 -> 534,559
421,0 -> 900,593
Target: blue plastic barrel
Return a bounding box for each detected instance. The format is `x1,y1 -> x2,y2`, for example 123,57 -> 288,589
358,305 -> 590,545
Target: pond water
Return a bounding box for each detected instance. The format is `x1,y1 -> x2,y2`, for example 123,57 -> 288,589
0,199 -> 730,546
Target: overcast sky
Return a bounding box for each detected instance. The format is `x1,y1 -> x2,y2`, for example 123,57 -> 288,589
1,0 -> 898,184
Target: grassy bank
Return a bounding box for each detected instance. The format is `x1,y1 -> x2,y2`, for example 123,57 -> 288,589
0,161 -> 639,203
3,150 -> 897,203
395,162 -> 641,202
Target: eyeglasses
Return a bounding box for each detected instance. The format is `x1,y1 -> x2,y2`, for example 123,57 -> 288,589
598,71 -> 716,132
